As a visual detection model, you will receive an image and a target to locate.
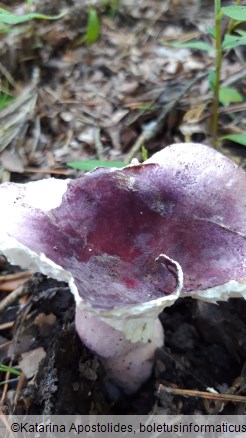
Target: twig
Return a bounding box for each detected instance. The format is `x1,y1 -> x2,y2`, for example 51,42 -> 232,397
0,285 -> 27,314
219,102 -> 246,114
158,384 -> 246,403
23,167 -> 69,175
221,67 -> 246,87
0,322 -> 15,331
14,373 -> 26,408
94,127 -> 104,159
0,61 -> 20,91
0,377 -> 19,386
0,271 -> 31,282
126,72 -> 207,163
1,370 -> 11,404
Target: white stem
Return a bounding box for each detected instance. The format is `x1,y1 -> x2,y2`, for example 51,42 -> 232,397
75,308 -> 164,394
74,253 -> 183,393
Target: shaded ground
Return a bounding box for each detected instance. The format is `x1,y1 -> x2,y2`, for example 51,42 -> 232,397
0,0 -> 246,415
1,270 -> 246,414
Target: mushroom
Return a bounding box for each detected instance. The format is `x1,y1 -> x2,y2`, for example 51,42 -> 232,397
0,143 -> 245,393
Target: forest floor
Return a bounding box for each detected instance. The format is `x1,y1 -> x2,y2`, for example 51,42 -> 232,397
0,0 -> 246,415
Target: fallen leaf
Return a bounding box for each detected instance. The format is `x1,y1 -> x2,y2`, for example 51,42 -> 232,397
0,277 -> 28,292
19,347 -> 46,379
34,313 -> 56,328
0,150 -> 24,173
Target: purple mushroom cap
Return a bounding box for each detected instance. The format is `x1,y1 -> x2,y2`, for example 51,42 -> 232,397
0,143 -> 245,309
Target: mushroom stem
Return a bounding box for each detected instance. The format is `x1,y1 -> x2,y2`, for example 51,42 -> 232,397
75,309 -> 164,394
74,254 -> 183,393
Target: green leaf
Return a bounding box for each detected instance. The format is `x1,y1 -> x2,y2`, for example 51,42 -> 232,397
222,33 -> 246,50
67,160 -> 125,171
220,134 -> 246,147
85,9 -> 100,44
0,22 -> 10,33
208,70 -> 216,92
0,81 -> 15,110
0,363 -> 21,376
137,104 -> 156,111
0,8 -> 66,25
222,6 -> 246,21
235,29 -> 246,37
141,145 -> 148,161
172,40 -> 213,52
219,87 -> 243,107
0,93 -> 14,110
207,25 -> 216,39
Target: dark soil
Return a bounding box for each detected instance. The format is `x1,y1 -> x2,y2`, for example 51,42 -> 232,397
1,271 -> 246,415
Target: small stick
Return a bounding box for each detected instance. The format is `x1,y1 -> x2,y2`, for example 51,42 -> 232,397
158,384 -> 246,403
0,285 -> 27,313
14,373 -> 27,407
23,167 -> 69,175
1,370 -> 10,404
126,72 -> 207,163
0,61 -> 20,91
0,271 -> 31,282
0,322 -> 15,331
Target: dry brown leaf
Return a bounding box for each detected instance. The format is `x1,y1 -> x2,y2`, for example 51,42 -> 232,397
19,347 -> 46,379
0,277 -> 29,292
0,150 -> 24,173
34,313 -> 56,328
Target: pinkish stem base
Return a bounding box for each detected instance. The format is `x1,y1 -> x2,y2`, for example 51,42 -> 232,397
75,308 -> 164,394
